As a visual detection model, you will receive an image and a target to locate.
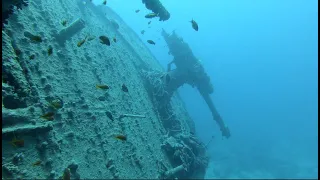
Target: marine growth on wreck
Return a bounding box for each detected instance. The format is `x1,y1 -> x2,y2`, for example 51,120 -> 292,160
2,0 -> 211,179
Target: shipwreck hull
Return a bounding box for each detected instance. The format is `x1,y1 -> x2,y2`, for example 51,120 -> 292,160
2,0 -> 208,179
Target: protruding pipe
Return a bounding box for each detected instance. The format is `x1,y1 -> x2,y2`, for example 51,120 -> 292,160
164,164 -> 185,178
199,91 -> 231,138
55,18 -> 85,45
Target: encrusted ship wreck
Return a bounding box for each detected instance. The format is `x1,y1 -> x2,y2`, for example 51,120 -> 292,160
160,30 -> 231,139
2,0 -> 212,179
142,30 -> 231,139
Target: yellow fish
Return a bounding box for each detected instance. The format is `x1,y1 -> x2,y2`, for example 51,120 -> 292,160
40,112 -> 54,120
96,84 -> 109,90
145,13 -> 158,19
115,135 -> 127,141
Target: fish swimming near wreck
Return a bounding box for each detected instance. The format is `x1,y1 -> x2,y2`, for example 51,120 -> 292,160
121,84 -> 129,92
106,111 -> 114,121
10,136 -> 24,148
32,160 -> 42,166
47,46 -> 53,56
48,99 -> 63,109
77,36 -> 87,47
190,19 -> 198,31
147,40 -> 155,45
40,112 -> 55,120
24,32 -> 42,43
61,20 -> 67,27
145,13 -> 158,19
96,84 -> 109,90
29,54 -> 35,60
99,36 -> 111,46
115,135 -> 127,141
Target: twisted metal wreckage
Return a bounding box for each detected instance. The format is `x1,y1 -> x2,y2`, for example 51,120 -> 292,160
141,0 -> 231,132
143,29 -> 231,139
139,3 -> 231,177
141,29 -> 231,178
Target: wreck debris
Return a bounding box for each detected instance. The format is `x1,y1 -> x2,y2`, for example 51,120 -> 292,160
1,2 -> 210,179
2,0 -> 29,27
55,18 -> 86,45
164,164 -> 185,178
2,162 -> 19,178
160,135 -> 209,179
2,107 -> 36,126
156,160 -> 168,177
152,29 -> 231,138
13,152 -> 24,164
2,123 -> 53,136
2,30 -> 31,105
118,113 -> 146,119
200,92 -> 230,138
106,158 -> 120,178
67,160 -> 81,179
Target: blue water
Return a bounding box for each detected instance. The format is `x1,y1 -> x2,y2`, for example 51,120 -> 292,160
97,0 -> 318,178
